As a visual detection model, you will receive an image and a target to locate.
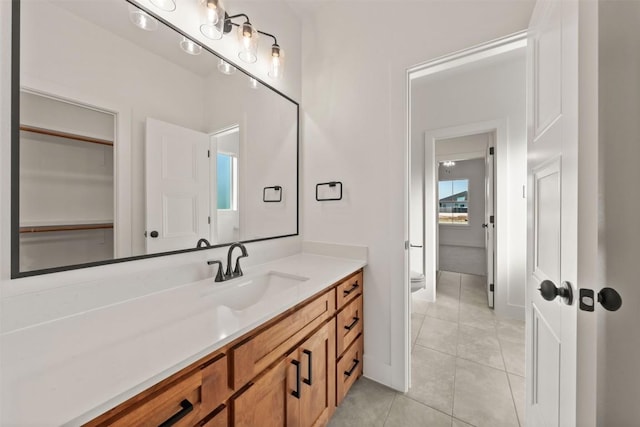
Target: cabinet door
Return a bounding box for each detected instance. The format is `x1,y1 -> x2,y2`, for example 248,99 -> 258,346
233,356 -> 300,427
299,320 -> 336,427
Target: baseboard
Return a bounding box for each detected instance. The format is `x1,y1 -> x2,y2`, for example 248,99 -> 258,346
362,355 -> 394,389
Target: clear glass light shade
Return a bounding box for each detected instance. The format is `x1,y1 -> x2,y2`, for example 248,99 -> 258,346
180,37 -> 202,55
237,23 -> 258,63
128,5 -> 158,31
200,0 -> 225,40
268,46 -> 284,79
248,77 -> 259,89
218,59 -> 236,75
201,0 -> 222,24
149,0 -> 176,12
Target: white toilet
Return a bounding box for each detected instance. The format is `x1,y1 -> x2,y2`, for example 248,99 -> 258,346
410,270 -> 425,292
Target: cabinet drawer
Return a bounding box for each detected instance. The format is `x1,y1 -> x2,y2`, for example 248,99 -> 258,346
336,335 -> 363,406
336,271 -> 363,310
336,295 -> 363,357
231,289 -> 336,389
87,354 -> 230,427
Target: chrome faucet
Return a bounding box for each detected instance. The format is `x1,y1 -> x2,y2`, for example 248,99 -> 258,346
226,242 -> 248,279
206,242 -> 248,282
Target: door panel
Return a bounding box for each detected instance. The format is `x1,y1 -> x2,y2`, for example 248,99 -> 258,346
527,1 -> 579,426
533,1 -> 563,137
531,306 -> 560,427
145,118 -> 209,254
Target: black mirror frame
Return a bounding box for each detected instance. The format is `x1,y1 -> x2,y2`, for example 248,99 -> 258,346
10,0 -> 299,279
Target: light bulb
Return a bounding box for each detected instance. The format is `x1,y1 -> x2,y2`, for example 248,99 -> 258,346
205,0 -> 219,24
180,37 -> 202,55
237,22 -> 258,63
268,45 -> 283,79
200,0 -> 225,40
129,6 -> 158,31
218,59 -> 236,75
149,0 -> 176,12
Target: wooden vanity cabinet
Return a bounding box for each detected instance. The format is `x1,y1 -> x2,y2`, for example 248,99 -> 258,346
85,268 -> 364,427
85,354 -> 231,427
334,271 -> 364,406
231,320 -> 336,427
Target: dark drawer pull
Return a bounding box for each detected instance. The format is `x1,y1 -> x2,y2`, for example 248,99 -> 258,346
291,360 -> 301,399
344,317 -> 360,331
344,359 -> 360,377
303,349 -> 313,386
158,399 -> 193,427
343,281 -> 359,296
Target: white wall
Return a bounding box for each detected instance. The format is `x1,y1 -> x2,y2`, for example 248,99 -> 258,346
204,70 -> 298,242
299,0 -> 534,390
597,1 -> 640,424
438,157 -> 486,276
0,0 -> 302,333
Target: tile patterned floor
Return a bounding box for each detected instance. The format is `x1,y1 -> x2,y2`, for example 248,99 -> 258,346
329,271 -> 525,427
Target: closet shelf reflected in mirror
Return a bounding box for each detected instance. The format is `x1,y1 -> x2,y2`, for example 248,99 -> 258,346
19,125 -> 114,146
19,222 -> 114,234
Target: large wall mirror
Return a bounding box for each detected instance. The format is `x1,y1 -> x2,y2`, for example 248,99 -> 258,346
11,0 -> 299,277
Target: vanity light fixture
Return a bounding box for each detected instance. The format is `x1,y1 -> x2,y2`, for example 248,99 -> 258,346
209,10 -> 285,79
442,161 -> 456,167
149,0 -> 176,12
237,19 -> 258,63
200,0 -> 225,40
268,42 -> 283,79
129,5 -> 159,31
203,0 -> 222,24
218,59 -> 236,75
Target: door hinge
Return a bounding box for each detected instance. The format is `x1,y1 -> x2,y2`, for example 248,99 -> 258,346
489,147 -> 495,155
207,150 -> 210,158
208,216 -> 211,224
490,283 -> 494,292
490,215 -> 495,224
404,240 -> 409,250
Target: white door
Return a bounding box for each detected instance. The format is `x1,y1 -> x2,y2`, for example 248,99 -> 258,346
484,143 -> 495,308
145,118 -> 210,254
526,1 -> 581,426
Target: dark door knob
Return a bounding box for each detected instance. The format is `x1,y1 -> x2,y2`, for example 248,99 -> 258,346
538,280 -> 573,305
150,230 -> 159,238
482,223 -> 489,228
598,287 -> 622,311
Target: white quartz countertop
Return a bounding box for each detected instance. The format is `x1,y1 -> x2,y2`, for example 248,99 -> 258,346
1,253 -> 366,426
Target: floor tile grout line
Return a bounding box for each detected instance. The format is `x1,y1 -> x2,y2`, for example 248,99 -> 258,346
496,319 -> 522,427
400,393 -> 456,420
451,272 -> 462,422
382,392 -> 398,426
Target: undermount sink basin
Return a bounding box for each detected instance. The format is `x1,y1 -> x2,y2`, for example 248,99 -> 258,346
213,271 -> 309,311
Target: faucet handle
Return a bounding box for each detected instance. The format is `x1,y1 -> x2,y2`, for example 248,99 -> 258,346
207,260 -> 225,282
233,252 -> 248,276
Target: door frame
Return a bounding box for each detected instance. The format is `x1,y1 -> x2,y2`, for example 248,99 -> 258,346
404,30 -> 527,390
422,121 -> 503,305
